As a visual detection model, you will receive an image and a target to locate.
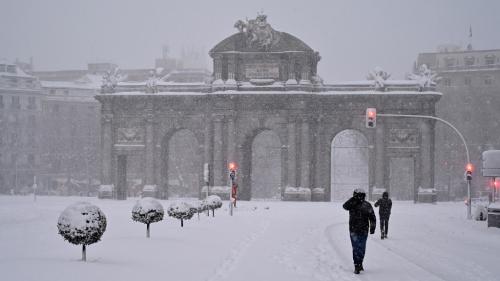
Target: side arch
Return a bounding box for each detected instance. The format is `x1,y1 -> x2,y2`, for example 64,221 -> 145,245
160,128 -> 203,198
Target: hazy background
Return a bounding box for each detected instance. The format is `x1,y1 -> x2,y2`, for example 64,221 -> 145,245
1,0 -> 499,81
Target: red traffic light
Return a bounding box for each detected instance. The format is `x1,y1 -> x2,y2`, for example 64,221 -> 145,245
366,108 -> 377,128
466,163 -> 473,172
228,162 -> 237,171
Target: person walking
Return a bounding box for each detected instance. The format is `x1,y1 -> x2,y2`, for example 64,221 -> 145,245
374,191 -> 392,239
343,188 -> 376,274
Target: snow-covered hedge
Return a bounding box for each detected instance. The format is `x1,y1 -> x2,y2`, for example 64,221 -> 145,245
132,198 -> 164,238
311,188 -> 325,201
203,195 -> 222,217
283,187 -> 311,201
167,201 -> 194,227
57,202 -> 107,261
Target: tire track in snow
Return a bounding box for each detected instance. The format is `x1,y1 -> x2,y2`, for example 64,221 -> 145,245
205,219 -> 271,281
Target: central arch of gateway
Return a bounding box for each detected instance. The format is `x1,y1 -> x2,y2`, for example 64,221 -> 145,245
95,15 -> 441,201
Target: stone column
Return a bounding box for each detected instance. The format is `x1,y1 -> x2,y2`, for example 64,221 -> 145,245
101,112 -> 113,185
314,116 -> 323,189
144,112 -> 155,185
300,57 -> 311,85
300,117 -> 310,188
226,56 -> 236,85
213,115 -> 224,186
287,117 -> 297,187
286,56 -> 297,85
116,154 -> 127,200
420,120 -> 433,189
375,122 -> 385,190
213,55 -> 223,84
203,116 -> 212,187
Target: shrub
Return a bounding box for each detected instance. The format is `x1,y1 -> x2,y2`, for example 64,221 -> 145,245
132,198 -> 164,238
167,201 -> 194,227
203,195 -> 222,217
57,202 -> 107,261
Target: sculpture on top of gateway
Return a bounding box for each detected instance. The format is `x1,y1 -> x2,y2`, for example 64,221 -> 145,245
234,13 -> 280,51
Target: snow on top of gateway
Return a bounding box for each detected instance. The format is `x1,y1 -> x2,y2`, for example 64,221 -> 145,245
106,89 -> 441,96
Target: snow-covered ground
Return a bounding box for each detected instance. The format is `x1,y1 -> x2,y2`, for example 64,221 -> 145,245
1,195 -> 499,281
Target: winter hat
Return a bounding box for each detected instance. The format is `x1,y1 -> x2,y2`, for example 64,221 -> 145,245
353,188 -> 366,195
382,191 -> 389,198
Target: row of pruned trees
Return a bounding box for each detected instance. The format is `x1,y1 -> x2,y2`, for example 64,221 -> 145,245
57,195 -> 223,261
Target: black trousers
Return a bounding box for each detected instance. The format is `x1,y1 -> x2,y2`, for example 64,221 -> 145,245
380,217 -> 389,235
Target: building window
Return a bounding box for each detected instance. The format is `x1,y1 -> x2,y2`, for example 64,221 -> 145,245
443,78 -> 452,87
464,77 -> 472,85
11,96 -> 20,110
464,56 -> 475,66
485,55 -> 496,65
445,57 -> 455,68
464,111 -> 472,122
0,95 -> 3,108
6,65 -> 16,73
52,104 -> 59,113
484,76 -> 494,85
28,97 -> 36,110
64,90 -> 69,95
27,154 -> 35,166
28,115 -> 36,128
49,89 -> 56,95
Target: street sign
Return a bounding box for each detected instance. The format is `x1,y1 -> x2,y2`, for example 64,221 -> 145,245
482,150 -> 500,177
203,163 -> 210,183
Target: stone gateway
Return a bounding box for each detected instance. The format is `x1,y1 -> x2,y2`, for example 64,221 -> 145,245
95,15 -> 441,201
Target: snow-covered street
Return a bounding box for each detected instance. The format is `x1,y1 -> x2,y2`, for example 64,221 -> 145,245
1,196 -> 499,281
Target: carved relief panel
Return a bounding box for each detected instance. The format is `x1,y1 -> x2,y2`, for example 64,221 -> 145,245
389,128 -> 419,147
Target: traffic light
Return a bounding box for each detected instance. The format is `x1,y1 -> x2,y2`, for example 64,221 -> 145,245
228,162 -> 237,182
465,163 -> 473,181
366,108 -> 377,128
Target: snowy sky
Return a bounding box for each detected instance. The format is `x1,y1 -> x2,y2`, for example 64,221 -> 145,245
1,0 -> 500,81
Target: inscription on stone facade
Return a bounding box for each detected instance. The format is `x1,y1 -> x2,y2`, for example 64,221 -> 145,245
245,62 -> 280,79
389,128 -> 419,147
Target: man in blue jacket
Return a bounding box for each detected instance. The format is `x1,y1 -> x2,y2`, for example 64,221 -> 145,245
343,188 -> 376,274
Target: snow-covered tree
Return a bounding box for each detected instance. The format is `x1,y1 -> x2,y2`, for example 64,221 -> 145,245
57,202 -> 107,261
203,195 -> 223,217
132,198 -> 164,238
167,201 -> 194,227
189,200 -> 206,220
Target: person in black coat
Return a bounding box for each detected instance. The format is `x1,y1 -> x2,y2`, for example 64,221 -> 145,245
374,191 -> 392,239
343,188 -> 376,274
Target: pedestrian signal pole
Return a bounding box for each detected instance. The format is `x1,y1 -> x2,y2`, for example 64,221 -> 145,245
228,162 -> 237,216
